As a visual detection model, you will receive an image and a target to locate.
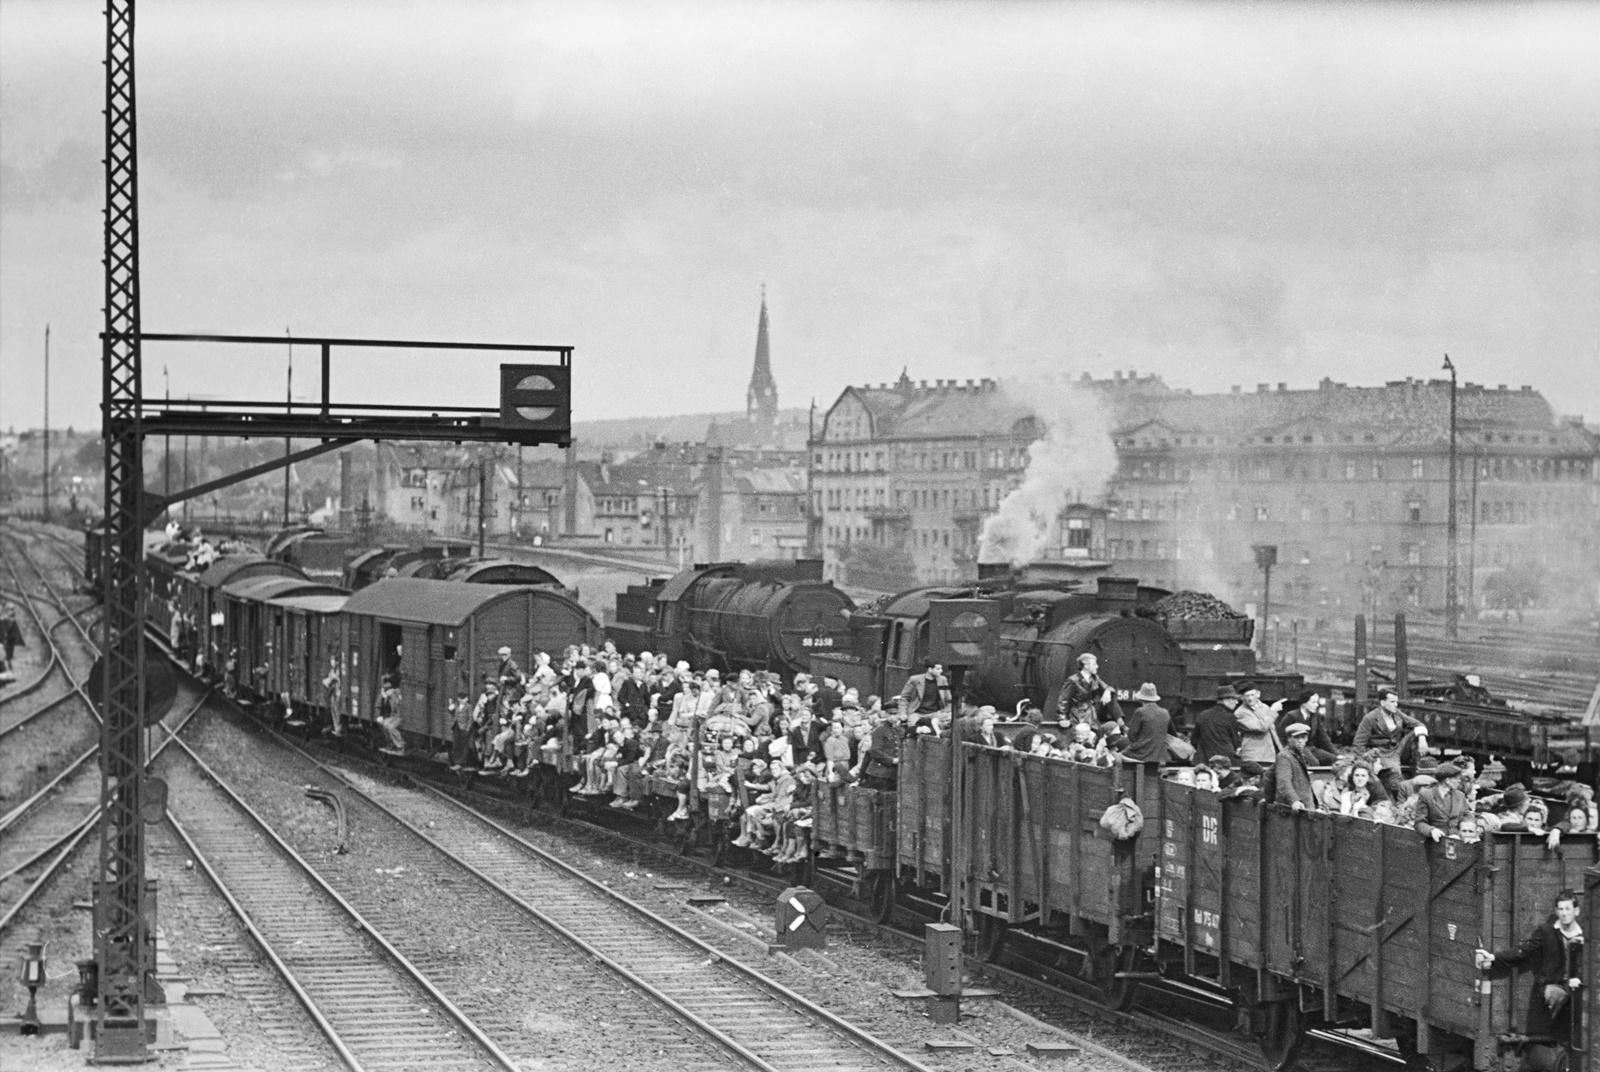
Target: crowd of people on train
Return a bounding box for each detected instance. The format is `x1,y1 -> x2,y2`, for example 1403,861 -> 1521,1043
355,641 -> 1593,864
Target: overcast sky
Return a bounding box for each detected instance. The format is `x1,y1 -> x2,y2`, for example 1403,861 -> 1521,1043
3,0 -> 1597,435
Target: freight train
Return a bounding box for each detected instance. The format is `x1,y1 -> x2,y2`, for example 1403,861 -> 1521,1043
138,538 -> 1599,1070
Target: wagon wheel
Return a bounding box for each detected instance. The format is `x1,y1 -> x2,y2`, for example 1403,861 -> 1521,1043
709,821 -> 730,867
1085,934 -> 1138,1011
1392,1023 -> 1436,1072
973,914 -> 1007,963
866,871 -> 896,924
790,848 -> 815,888
1255,999 -> 1305,1072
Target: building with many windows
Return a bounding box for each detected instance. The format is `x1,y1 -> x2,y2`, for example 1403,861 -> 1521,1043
810,372 -> 1600,620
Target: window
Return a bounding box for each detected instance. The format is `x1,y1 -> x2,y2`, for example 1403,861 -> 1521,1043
1407,500 -> 1422,523
1411,458 -> 1425,479
750,528 -> 762,546
1344,460 -> 1357,480
1254,504 -> 1269,521
1371,459 -> 1385,480
1066,518 -> 1091,549
1403,543 -> 1421,566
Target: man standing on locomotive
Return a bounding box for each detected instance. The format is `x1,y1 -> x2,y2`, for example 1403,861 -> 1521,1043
1055,653 -> 1120,727
1476,890 -> 1584,1048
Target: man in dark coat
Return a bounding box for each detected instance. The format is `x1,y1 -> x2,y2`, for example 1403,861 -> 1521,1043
1414,762 -> 1471,841
1276,690 -> 1337,765
1055,652 -> 1121,726
898,660 -> 947,720
1121,682 -> 1171,766
1477,890 -> 1584,1041
1273,722 -> 1317,811
1192,684 -> 1243,765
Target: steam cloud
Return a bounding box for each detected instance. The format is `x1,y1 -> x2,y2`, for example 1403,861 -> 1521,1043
978,372 -> 1118,565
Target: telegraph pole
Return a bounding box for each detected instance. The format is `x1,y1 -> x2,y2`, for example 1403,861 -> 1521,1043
284,329 -> 293,526
42,324 -> 50,523
1443,355 -> 1459,639
477,451 -> 489,556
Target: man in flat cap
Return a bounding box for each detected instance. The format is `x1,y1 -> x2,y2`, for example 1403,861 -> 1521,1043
1415,762 -> 1471,842
1273,721 -> 1318,811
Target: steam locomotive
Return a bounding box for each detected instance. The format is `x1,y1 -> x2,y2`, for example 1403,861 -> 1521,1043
608,558 -> 1305,715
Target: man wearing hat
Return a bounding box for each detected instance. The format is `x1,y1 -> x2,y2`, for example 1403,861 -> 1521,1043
1414,762 -> 1471,842
1122,683 -> 1171,767
496,646 -> 521,693
1192,684 -> 1243,766
1273,721 -> 1318,811
1276,690 -> 1337,766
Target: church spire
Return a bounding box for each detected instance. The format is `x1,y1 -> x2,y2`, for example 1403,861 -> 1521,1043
746,285 -> 778,429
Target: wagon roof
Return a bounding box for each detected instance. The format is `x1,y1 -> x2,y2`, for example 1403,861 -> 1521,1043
196,556 -> 304,589
223,575 -> 348,601
340,577 -> 536,625
269,593 -> 350,614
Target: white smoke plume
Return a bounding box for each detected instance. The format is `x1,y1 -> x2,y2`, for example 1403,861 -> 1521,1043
978,370 -> 1118,566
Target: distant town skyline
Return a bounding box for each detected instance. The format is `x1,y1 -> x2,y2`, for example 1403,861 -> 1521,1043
3,1 -> 1597,433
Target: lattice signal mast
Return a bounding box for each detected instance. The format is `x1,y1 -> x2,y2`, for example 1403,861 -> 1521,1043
94,0 -> 157,1060
92,5 -> 573,1060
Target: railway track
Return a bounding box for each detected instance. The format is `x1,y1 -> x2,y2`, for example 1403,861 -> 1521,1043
178,705 -> 939,1072
0,690 -> 205,934
410,765 -> 1401,1072
159,730 -> 524,1072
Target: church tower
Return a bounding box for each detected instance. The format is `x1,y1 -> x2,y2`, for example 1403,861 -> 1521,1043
746,287 -> 778,430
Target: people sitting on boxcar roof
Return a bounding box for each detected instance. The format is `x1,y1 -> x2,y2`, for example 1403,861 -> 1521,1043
1476,889 -> 1584,1048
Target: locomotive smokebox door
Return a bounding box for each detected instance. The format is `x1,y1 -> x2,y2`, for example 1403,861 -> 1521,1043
928,599 -> 1001,667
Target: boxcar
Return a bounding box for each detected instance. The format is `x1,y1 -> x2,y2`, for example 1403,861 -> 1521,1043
217,575 -> 348,707
188,556 -> 307,672
338,578 -> 600,746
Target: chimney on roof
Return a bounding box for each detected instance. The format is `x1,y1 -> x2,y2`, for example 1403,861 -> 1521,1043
1257,384 -> 1268,393
1128,369 -> 1136,379
1319,377 -> 1333,390
1521,385 -> 1532,393
1277,383 -> 1287,392
1498,384 -> 1507,390
1232,385 -> 1242,394
918,380 -> 927,389
1113,370 -> 1122,381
